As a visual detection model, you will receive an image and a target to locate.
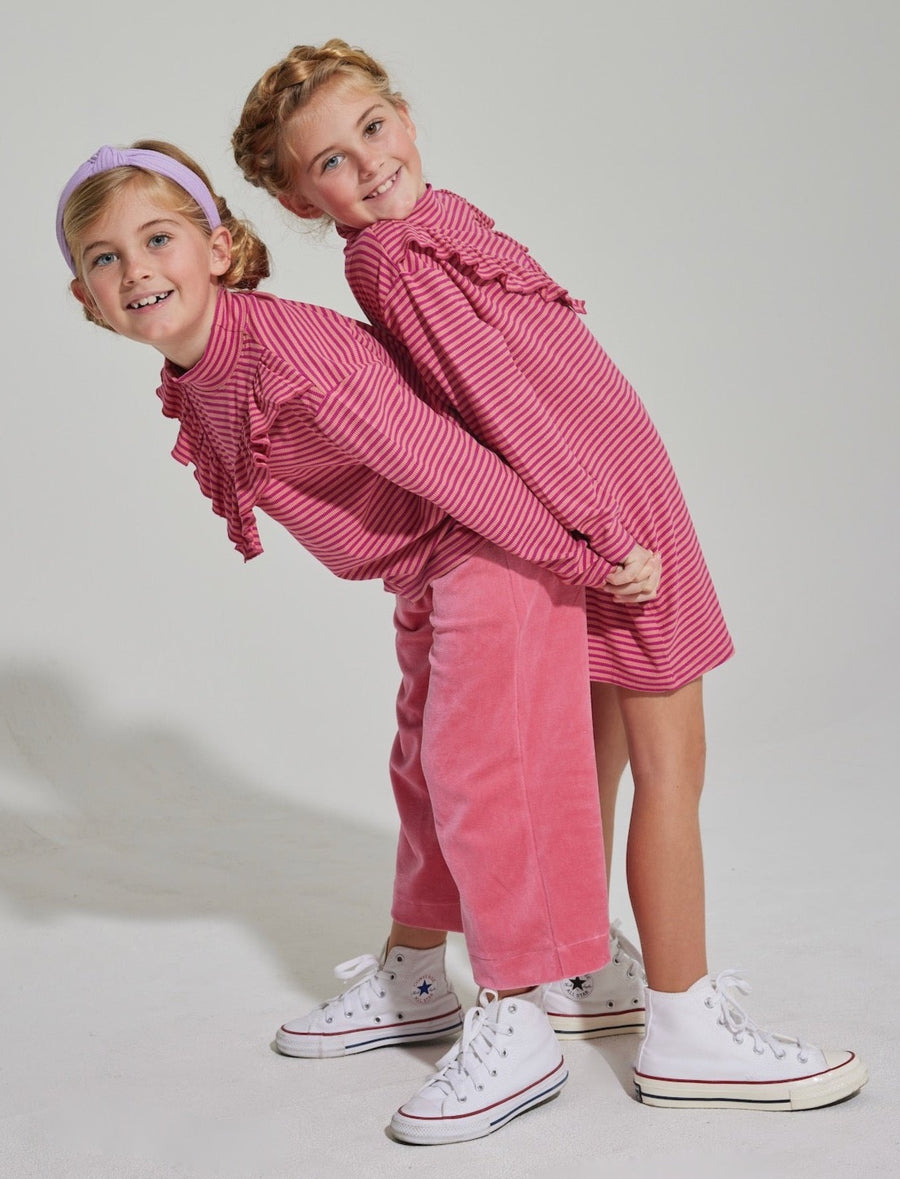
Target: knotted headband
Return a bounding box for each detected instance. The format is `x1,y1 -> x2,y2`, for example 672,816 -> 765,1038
56,145 -> 222,274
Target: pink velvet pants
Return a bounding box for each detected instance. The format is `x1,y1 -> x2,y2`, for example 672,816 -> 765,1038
389,541 -> 609,989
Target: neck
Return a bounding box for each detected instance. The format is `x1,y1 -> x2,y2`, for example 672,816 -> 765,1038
159,292 -> 220,371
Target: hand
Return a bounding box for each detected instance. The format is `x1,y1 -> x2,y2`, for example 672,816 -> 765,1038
601,543 -> 661,604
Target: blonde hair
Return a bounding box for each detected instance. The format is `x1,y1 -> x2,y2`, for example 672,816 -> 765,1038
232,38 -> 404,204
63,139 -> 270,330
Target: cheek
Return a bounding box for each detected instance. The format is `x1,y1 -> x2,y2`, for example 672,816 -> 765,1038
83,278 -> 110,315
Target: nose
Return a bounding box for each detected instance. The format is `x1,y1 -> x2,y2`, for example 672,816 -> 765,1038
357,145 -> 382,180
121,251 -> 152,285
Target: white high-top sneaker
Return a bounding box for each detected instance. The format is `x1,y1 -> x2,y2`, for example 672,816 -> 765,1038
275,944 -> 463,1058
391,989 -> 568,1144
634,970 -> 867,1110
542,921 -> 646,1039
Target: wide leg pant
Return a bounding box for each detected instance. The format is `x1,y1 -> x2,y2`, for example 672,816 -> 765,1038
389,541 -> 609,989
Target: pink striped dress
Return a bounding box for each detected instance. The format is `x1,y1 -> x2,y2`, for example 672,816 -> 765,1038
340,188 -> 734,690
156,288 -> 612,597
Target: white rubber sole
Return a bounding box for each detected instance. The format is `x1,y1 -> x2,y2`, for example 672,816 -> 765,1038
390,1060 -> 568,1144
634,1051 -> 867,1110
275,1006 -> 463,1059
546,1007 -> 646,1039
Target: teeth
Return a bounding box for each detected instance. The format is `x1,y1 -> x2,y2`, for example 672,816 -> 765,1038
369,173 -> 397,198
129,292 -> 170,309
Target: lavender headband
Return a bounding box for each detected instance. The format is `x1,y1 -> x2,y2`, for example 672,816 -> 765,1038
56,145 -> 222,274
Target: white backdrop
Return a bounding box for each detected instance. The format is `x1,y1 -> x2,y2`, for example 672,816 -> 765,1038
2,3 -> 898,1175
7,0 -> 897,822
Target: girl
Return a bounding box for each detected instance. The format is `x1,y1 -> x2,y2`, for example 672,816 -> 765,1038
56,140 -> 661,1146
230,39 -> 866,1121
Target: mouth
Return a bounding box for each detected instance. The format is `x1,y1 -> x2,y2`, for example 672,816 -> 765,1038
127,290 -> 173,310
364,169 -> 400,200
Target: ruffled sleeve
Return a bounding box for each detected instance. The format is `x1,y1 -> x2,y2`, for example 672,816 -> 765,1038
158,336 -> 317,561
392,201 -> 586,312
342,198 -> 636,565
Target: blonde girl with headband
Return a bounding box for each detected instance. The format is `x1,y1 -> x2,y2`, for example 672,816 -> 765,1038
231,40 -> 867,1134
57,139 -> 665,1145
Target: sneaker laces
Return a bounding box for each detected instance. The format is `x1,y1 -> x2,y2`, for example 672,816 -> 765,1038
708,970 -> 812,1063
319,954 -> 389,1021
426,990 -> 513,1101
610,920 -> 646,982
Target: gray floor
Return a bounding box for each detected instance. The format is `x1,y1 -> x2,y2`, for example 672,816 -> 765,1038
2,684 -> 895,1179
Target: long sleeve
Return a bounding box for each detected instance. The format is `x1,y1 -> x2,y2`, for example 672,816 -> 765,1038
350,243 -> 636,564
288,360 -> 616,587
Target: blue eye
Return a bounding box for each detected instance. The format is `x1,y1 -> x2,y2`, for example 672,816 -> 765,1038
148,233 -> 170,248
92,251 -> 117,268
322,153 -> 343,172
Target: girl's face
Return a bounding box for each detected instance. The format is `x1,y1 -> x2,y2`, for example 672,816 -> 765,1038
280,79 -> 426,229
71,183 -> 232,369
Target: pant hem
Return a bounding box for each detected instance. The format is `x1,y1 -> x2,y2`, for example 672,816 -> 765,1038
468,931 -> 611,991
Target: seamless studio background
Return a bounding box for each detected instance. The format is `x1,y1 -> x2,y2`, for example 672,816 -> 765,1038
1,2 -> 897,1176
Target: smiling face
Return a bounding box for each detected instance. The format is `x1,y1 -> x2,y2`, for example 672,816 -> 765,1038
279,78 -> 426,229
70,180 -> 232,369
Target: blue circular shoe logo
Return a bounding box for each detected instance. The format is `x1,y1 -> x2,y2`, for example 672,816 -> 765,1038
412,975 -> 438,1003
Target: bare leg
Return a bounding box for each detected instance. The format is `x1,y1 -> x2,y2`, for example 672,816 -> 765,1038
617,677 -> 708,992
590,681 -> 630,887
387,921 -> 447,952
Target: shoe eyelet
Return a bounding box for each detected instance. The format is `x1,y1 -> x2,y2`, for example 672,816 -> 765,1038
374,1017 -> 381,1023
459,1096 -> 467,1103
799,1055 -> 808,1065
754,1046 -> 765,1055
378,991 -> 386,999
363,1003 -> 370,1010
490,1069 -> 498,1077
508,1004 -> 517,1014
476,1084 -> 484,1092
613,955 -> 621,965
501,1049 -> 508,1057
632,999 -> 640,1006
398,1013 -> 404,1020
389,974 -> 396,981
607,1001 -> 615,1008
325,1017 -> 333,1024
775,1051 -> 785,1061
395,954 -> 404,963
704,998 -> 714,1009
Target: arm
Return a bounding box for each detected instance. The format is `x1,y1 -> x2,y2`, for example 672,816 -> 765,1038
359,253 -> 636,564
305,363 -> 616,587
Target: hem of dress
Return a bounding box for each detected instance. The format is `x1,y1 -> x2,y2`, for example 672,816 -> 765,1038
587,642 -> 735,693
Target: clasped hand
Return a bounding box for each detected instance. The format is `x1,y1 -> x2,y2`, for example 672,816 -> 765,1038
601,543 -> 661,604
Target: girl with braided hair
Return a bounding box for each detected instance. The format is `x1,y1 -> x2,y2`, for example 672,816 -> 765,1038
230,39 -> 866,1141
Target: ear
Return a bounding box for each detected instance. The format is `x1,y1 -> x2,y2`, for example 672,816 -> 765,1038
209,225 -> 233,277
70,277 -> 103,321
396,101 -> 417,141
278,191 -> 325,221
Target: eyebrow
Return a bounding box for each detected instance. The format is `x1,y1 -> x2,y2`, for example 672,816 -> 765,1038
81,218 -> 181,257
307,103 -> 385,170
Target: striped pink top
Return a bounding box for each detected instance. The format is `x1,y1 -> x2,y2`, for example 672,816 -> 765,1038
340,188 -> 734,689
157,288 -> 613,598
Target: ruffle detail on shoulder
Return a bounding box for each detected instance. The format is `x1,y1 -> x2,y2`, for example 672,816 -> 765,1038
159,354 -> 318,562
399,221 -> 586,312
